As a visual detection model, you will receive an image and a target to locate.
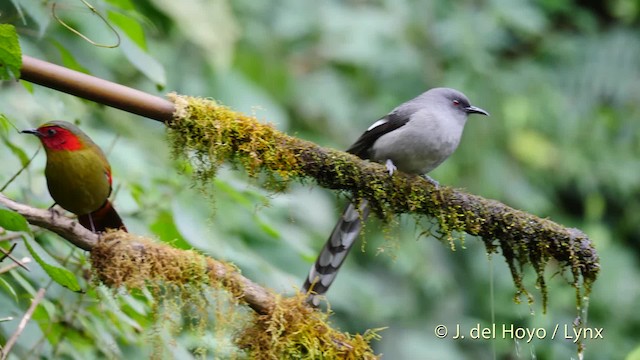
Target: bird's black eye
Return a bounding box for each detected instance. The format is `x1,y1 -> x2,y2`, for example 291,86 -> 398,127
47,128 -> 57,136
452,99 -> 460,106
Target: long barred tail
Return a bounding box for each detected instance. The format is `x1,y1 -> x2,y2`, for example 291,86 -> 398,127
78,200 -> 127,233
303,200 -> 370,306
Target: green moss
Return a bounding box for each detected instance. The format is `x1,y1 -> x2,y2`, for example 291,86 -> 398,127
167,94 -> 302,190
90,231 -> 210,290
236,293 -> 381,359
90,231 -> 241,357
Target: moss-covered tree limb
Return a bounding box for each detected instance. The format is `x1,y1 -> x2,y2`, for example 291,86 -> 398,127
168,94 -> 599,310
0,192 -> 272,314
92,232 -> 379,358
0,193 -> 380,357
0,193 -> 97,251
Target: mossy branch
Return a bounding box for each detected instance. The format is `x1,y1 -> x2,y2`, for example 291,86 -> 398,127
90,230 -> 275,315
0,193 -> 380,357
167,94 -> 600,310
0,193 -> 97,251
93,231 -> 378,358
0,192 -> 274,312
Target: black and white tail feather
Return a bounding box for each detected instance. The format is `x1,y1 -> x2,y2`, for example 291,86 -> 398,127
303,200 -> 370,306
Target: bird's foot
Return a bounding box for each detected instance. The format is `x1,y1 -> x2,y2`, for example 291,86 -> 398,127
385,159 -> 397,176
47,203 -> 61,220
422,174 -> 440,188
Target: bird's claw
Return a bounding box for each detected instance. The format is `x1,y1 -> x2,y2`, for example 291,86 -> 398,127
385,159 -> 397,176
47,204 -> 61,220
422,174 -> 440,188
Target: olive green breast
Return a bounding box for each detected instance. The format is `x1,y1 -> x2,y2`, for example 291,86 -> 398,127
44,148 -> 111,215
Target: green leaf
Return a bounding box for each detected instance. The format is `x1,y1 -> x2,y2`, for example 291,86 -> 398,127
214,180 -> 253,208
0,24 -> 22,80
9,0 -> 27,25
256,214 -> 280,239
10,0 -> 50,36
627,345 -> 640,360
119,35 -> 165,87
1,137 -> 30,166
108,11 -> 147,50
0,276 -> 18,303
0,114 -> 10,134
150,210 -> 191,250
50,40 -> 90,74
20,80 -> 33,93
105,0 -> 136,11
23,237 -> 82,292
0,208 -> 30,233
0,115 -> 12,143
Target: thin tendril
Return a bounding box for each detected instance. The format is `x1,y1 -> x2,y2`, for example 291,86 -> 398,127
0,147 -> 40,193
52,0 -> 121,48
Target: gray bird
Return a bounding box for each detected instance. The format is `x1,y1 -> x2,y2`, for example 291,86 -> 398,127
302,87 -> 489,306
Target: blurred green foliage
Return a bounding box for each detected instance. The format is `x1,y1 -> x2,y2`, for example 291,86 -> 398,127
0,0 -> 639,358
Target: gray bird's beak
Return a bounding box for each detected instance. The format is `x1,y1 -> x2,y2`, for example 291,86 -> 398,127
464,105 -> 489,116
21,129 -> 41,136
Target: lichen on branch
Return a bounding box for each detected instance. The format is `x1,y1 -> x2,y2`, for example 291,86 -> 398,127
165,94 -> 599,312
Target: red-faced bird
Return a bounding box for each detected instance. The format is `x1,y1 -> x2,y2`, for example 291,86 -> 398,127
22,121 -> 127,233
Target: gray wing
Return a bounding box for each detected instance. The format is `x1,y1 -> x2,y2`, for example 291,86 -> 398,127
346,110 -> 411,159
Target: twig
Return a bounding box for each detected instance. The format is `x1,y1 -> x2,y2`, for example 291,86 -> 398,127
0,148 -> 40,193
0,258 -> 31,275
0,244 -> 30,271
0,194 -> 97,251
0,233 -> 23,242
1,288 -> 46,360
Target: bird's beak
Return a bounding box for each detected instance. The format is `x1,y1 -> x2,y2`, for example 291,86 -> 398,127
21,128 -> 41,137
464,105 -> 489,116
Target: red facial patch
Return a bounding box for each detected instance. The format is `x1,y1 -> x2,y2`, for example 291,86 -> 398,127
37,126 -> 83,151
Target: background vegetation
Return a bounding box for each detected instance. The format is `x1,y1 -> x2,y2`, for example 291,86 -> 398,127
1,0 -> 639,358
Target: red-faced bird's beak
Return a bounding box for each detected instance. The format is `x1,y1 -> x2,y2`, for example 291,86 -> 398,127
21,129 -> 41,137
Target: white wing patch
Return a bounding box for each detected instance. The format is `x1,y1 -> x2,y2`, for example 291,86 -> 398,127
367,118 -> 388,131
